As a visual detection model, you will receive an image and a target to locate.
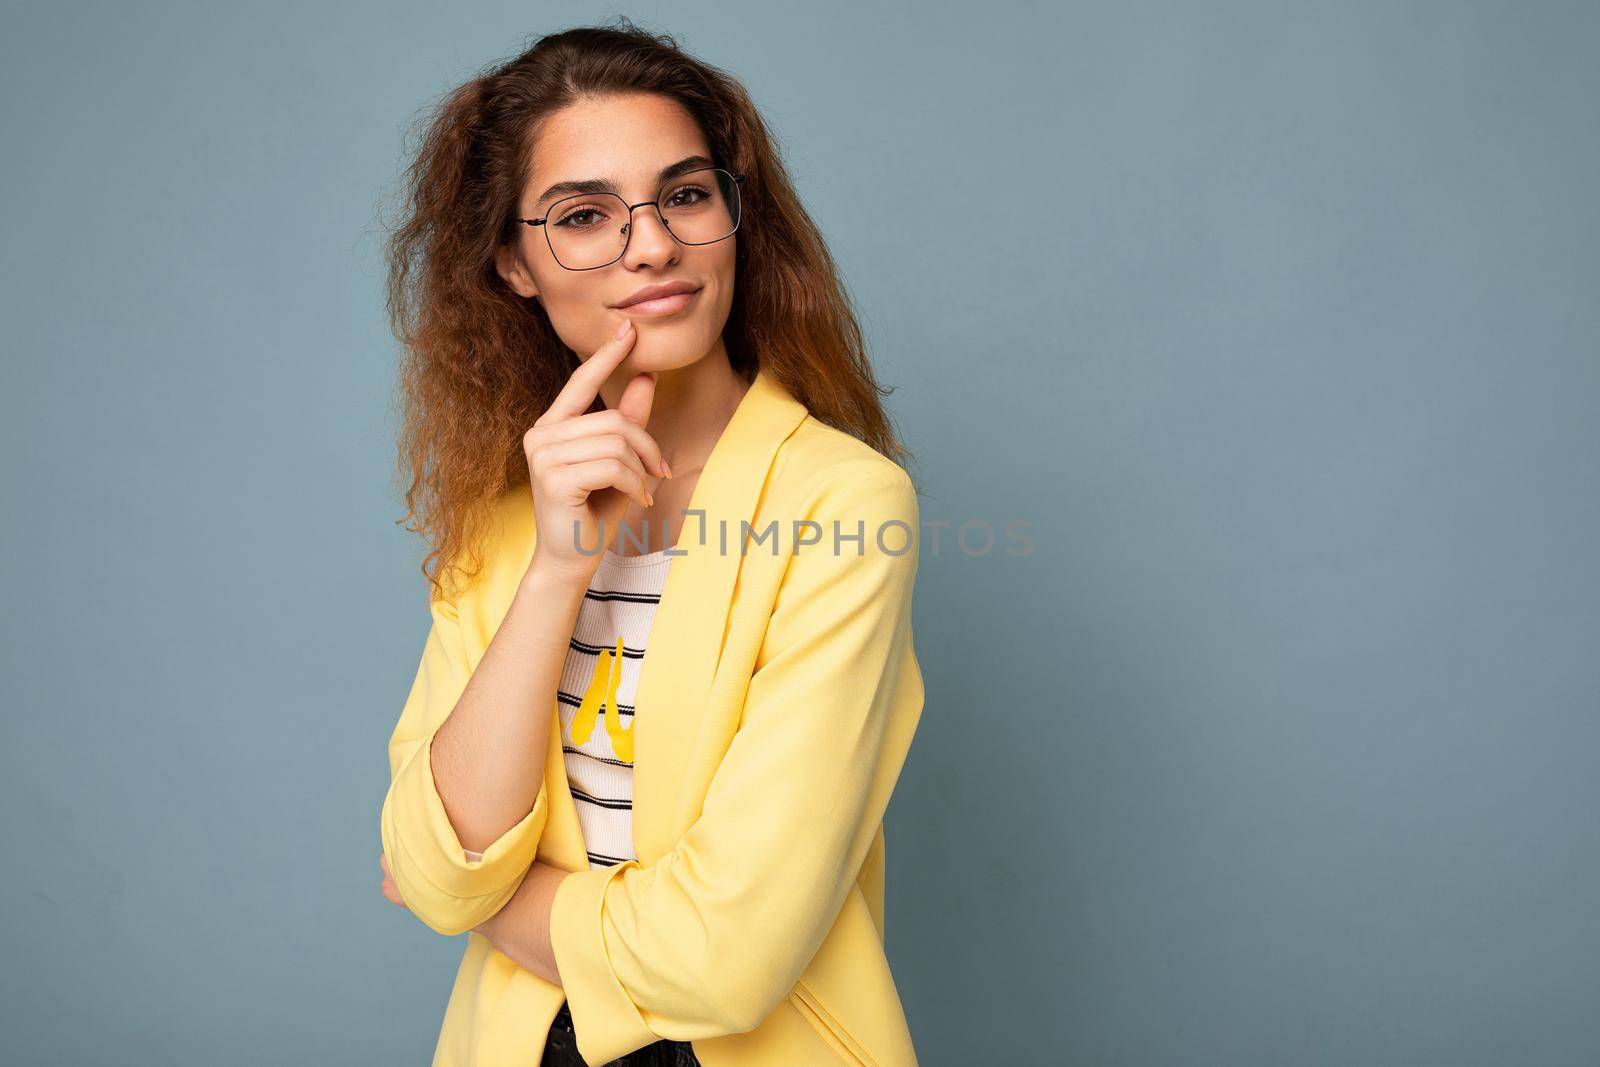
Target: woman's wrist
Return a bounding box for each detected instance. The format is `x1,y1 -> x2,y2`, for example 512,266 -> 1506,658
524,548 -> 600,592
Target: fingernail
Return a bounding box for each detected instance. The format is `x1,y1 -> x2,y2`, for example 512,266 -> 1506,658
663,459 -> 673,478
645,491 -> 655,507
615,319 -> 633,340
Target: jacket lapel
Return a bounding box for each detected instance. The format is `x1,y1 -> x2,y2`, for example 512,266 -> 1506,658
630,367 -> 808,863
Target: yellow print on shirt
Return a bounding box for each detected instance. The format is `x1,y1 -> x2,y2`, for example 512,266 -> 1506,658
569,636 -> 634,763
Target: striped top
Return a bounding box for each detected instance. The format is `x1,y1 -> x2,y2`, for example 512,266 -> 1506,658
461,546 -> 673,869
558,545 -> 673,869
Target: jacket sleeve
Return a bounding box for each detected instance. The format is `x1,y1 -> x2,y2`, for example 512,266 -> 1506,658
379,586 -> 549,936
548,468 -> 925,1063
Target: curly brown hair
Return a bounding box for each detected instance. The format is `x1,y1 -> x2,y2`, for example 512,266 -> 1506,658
380,18 -> 917,603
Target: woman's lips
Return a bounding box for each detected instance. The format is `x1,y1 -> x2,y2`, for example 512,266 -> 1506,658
621,288 -> 700,317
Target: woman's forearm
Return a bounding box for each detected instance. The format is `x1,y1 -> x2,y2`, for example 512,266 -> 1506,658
429,562 -> 587,853
477,860 -> 570,985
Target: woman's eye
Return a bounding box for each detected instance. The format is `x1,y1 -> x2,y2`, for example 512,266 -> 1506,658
664,185 -> 709,209
555,207 -> 605,228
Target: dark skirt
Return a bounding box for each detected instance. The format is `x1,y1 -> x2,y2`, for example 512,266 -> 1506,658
541,1001 -> 702,1067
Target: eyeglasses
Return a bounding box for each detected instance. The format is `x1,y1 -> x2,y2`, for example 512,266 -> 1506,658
515,167 -> 747,271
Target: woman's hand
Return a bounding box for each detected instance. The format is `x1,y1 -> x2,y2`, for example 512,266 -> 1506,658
379,851 -> 405,907
524,319 -> 671,584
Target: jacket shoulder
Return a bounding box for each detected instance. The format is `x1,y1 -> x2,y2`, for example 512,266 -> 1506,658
772,416 -> 915,505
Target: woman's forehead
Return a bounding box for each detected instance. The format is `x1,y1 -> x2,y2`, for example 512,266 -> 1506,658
530,95 -> 709,189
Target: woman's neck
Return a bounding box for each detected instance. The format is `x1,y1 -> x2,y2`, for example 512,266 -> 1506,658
598,349 -> 752,557
615,351 -> 750,474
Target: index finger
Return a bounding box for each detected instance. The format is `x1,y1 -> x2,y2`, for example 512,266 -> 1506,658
536,318 -> 638,426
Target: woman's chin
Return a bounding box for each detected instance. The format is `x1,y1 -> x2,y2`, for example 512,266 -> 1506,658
622,336 -> 709,374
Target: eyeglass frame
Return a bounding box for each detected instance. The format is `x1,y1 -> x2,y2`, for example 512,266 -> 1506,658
513,168 -> 748,271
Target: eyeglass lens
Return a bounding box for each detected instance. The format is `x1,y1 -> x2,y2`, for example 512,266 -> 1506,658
542,168 -> 741,270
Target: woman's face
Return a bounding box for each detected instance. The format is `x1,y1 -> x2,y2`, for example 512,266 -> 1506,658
497,92 -> 738,376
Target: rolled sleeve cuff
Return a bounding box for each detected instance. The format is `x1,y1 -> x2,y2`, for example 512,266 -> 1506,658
384,731 -> 547,902
549,860 -> 657,1064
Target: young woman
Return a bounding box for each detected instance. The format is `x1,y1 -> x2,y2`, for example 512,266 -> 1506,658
376,21 -> 926,1067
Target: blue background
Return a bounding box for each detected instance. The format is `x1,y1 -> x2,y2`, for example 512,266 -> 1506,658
3,2 -> 1597,1064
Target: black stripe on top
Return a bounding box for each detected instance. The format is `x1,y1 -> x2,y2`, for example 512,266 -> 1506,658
570,786 -> 633,811
556,689 -> 635,715
569,636 -> 648,659
562,745 -> 633,768
584,588 -> 663,605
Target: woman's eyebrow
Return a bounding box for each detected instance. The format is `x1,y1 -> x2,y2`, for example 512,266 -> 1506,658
533,154 -> 717,208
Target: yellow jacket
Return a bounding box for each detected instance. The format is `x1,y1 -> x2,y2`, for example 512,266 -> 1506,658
380,367 -> 926,1066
